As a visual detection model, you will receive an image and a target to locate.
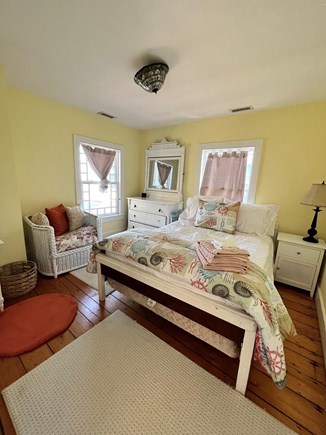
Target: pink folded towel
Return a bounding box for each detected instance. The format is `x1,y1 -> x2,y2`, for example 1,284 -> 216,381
196,240 -> 250,273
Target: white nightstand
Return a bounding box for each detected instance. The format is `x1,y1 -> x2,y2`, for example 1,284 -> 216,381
274,232 -> 326,297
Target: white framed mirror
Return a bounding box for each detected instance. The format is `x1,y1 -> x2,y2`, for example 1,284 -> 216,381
145,138 -> 184,201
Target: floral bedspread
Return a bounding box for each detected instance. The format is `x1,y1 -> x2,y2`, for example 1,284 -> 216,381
91,224 -> 296,388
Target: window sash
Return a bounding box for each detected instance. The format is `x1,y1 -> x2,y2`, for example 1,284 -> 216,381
197,140 -> 262,204
73,135 -> 124,218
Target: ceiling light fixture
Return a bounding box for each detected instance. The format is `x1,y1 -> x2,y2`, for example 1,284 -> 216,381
134,63 -> 169,94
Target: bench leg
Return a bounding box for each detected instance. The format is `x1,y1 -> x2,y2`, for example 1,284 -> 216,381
235,328 -> 256,395
97,262 -> 106,301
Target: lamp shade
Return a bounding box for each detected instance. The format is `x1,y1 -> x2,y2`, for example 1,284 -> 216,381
134,63 -> 169,94
301,182 -> 326,207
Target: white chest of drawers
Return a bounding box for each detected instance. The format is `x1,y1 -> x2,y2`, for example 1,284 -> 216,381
127,197 -> 182,229
274,232 -> 326,297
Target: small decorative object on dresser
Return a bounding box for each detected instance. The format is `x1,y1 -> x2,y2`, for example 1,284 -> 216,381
274,232 -> 326,297
127,197 -> 182,229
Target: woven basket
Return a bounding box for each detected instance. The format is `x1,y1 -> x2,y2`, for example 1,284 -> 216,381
0,261 -> 37,299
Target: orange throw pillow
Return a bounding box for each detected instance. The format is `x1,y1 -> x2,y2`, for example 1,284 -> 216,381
45,204 -> 69,236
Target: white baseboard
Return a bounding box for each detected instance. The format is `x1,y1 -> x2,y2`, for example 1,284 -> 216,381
103,227 -> 126,239
315,286 -> 326,367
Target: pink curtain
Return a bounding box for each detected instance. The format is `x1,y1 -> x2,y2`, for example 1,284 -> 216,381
82,145 -> 116,192
157,161 -> 172,188
200,151 -> 248,201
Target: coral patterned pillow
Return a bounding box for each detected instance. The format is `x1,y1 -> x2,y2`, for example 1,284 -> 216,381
65,205 -> 85,232
45,204 -> 69,236
194,201 -> 240,234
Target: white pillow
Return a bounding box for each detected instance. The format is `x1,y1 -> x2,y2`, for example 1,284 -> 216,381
179,195 -> 223,223
236,204 -> 279,236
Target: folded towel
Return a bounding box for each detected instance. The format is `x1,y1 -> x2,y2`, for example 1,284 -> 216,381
196,240 -> 250,273
196,246 -> 248,273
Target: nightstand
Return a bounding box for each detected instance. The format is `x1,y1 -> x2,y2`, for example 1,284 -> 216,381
274,232 -> 326,297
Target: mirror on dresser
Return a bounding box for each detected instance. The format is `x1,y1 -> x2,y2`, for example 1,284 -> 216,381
127,139 -> 184,230
145,138 -> 184,201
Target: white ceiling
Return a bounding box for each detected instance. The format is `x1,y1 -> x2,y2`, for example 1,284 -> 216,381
1,0 -> 326,129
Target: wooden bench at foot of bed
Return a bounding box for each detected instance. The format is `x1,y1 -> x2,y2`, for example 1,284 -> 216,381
96,253 -> 257,395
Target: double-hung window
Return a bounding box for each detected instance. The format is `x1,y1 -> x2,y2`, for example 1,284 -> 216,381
198,139 -> 262,203
74,135 -> 124,220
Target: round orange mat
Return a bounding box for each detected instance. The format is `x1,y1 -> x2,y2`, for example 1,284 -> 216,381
0,294 -> 77,356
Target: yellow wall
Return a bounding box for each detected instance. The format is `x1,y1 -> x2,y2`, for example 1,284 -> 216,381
141,102 -> 326,239
0,67 -> 26,265
141,101 -> 326,303
8,87 -> 142,236
2,66 -> 326,309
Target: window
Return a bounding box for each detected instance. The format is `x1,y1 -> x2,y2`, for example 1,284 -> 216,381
74,135 -> 124,220
198,139 -> 262,203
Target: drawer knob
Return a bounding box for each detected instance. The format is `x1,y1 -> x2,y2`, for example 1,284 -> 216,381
133,204 -> 137,208
158,208 -> 162,212
134,214 -> 136,218
297,252 -> 301,255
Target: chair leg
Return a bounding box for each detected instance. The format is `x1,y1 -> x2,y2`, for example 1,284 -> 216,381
51,258 -> 58,278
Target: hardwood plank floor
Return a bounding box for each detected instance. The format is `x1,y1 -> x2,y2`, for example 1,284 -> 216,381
0,274 -> 325,434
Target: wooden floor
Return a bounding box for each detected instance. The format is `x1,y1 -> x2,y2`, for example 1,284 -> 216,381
0,274 -> 325,435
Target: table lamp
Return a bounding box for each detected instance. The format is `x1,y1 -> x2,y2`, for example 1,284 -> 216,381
301,181 -> 326,243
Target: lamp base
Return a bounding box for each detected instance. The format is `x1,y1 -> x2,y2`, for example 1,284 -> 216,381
303,206 -> 321,244
303,235 -> 319,243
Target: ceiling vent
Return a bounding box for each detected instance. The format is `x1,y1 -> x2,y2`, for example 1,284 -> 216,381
230,106 -> 254,113
97,111 -> 115,119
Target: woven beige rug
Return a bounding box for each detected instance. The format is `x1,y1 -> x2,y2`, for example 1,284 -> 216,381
2,311 -> 295,435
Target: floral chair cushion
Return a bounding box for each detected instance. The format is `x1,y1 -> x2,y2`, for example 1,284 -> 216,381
55,225 -> 98,254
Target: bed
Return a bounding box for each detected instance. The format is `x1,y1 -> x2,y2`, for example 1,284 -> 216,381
94,197 -> 296,394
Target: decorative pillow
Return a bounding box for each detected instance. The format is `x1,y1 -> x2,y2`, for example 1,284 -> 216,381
178,195 -> 223,223
194,201 -> 240,233
236,204 -> 279,236
31,212 -> 50,226
65,205 -> 85,232
45,204 -> 69,236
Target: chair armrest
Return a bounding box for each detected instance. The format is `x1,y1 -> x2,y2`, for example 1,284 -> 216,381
23,215 -> 57,261
83,212 -> 103,240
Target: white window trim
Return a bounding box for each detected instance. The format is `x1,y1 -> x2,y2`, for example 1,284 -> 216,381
196,139 -> 262,204
73,134 -> 125,221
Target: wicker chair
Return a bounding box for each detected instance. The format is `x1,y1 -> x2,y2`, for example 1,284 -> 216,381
24,212 -> 102,278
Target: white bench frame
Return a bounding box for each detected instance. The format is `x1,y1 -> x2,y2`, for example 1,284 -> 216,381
96,253 -> 257,395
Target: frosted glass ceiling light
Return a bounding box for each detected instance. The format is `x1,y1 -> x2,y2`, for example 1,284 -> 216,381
134,63 -> 169,94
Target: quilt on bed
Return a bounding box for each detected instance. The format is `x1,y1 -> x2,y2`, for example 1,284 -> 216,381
92,224 -> 296,388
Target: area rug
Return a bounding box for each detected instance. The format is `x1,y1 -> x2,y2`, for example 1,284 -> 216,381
70,266 -> 114,294
0,294 -> 77,356
2,310 -> 294,435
